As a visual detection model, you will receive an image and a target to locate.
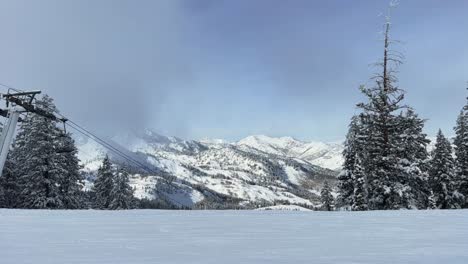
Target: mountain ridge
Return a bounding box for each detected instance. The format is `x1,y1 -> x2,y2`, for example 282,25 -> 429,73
77,131 -> 343,209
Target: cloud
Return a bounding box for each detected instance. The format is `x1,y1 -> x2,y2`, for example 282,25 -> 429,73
0,0 -> 195,134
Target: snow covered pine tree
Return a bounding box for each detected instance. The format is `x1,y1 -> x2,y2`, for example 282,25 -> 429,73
336,116 -> 360,210
429,130 -> 460,209
10,95 -> 83,209
109,168 -> 135,210
454,93 -> 468,208
395,109 -> 431,209
340,9 -> 430,210
0,96 -> 83,209
92,155 -> 115,209
320,181 -> 334,211
0,159 -> 20,208
352,160 -> 368,211
57,132 -> 84,209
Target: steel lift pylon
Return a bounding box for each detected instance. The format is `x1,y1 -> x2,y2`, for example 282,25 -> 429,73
0,107 -> 20,174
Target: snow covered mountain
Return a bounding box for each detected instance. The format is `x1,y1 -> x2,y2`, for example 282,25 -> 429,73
77,131 -> 342,209
237,135 -> 344,171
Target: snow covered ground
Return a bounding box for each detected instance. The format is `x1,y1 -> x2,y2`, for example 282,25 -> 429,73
255,205 -> 312,211
1,210 -> 468,264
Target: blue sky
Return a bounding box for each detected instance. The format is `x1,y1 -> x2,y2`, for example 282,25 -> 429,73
0,0 -> 466,141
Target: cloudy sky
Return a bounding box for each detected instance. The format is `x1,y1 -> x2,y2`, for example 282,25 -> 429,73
0,0 -> 466,141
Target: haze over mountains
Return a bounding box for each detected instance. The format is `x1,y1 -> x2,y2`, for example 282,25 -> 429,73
77,131 -> 343,208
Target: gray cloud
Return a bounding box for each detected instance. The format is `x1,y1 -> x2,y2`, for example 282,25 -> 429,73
0,0 -> 195,135
0,0 -> 466,141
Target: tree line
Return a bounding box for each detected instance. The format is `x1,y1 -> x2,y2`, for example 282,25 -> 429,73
335,16 -> 468,211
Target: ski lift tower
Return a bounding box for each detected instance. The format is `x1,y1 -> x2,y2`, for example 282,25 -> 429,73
0,90 -> 63,176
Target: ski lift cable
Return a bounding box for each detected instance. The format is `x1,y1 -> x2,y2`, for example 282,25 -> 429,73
65,121 -> 159,175
61,118 -> 156,172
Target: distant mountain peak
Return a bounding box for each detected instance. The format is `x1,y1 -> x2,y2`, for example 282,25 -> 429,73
236,135 -> 344,171
199,138 -> 228,145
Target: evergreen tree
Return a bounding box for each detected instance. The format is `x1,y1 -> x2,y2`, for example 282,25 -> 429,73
0,123 -> 3,207
356,20 -> 406,210
352,161 -> 368,211
395,109 -> 431,209
13,96 -> 66,209
57,132 -> 84,209
92,155 -> 114,209
428,191 -> 437,210
109,168 -> 135,210
454,103 -> 468,207
320,181 -> 334,211
337,116 -> 360,209
6,117 -> 29,207
0,124 -> 22,208
0,123 -> 17,208
429,130 -> 460,209
348,10 -> 429,210
0,159 -> 21,208
0,176 -> 4,207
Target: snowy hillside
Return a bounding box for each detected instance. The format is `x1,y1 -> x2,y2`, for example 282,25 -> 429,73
237,135 -> 344,171
77,131 -> 340,208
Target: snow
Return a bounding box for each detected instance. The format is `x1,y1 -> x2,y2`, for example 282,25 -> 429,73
129,175 -> 158,200
237,134 -> 344,171
282,164 -> 303,185
166,181 -> 205,206
201,176 -> 313,206
1,209 -> 468,264
256,205 -> 311,211
199,138 -> 228,145
76,137 -> 107,172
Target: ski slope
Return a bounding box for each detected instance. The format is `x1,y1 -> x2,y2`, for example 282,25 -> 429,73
1,209 -> 468,264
